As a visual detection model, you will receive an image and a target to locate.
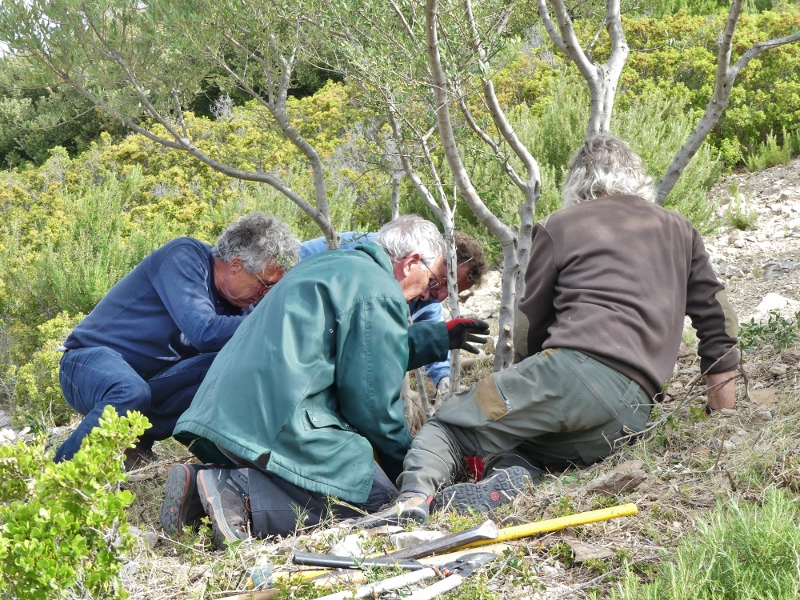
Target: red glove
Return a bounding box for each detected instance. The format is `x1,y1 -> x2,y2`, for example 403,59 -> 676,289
446,319 -> 490,354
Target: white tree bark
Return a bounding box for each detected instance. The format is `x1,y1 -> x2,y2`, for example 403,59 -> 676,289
426,0 -> 519,369
462,0 -> 540,301
655,0 -> 800,204
537,0 -> 628,136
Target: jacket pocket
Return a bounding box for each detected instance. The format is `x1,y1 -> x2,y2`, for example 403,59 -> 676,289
303,407 -> 357,432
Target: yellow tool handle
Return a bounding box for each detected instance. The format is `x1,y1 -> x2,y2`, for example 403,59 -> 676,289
456,503 -> 638,549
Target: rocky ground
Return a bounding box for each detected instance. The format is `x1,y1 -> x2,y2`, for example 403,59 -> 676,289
2,159 -> 800,599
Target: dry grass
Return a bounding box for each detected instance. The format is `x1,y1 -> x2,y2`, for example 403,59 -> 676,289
113,337 -> 800,599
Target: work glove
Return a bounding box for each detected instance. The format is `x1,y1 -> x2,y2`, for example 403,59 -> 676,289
446,319 -> 490,354
436,376 -> 451,398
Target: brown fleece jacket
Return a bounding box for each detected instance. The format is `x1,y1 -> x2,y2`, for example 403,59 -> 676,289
514,195 -> 739,398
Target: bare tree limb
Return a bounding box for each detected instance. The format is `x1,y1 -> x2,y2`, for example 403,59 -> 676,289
426,0 -> 518,369
655,0 -> 800,203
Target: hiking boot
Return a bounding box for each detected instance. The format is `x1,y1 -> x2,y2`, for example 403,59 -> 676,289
196,468 -> 251,548
434,466 -> 530,514
350,491 -> 432,528
159,464 -> 209,537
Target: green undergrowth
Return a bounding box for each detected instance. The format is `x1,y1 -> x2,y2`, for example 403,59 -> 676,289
0,406 -> 148,599
611,487 -> 800,600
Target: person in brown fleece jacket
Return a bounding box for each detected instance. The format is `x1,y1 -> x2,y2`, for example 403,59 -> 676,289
358,135 -> 739,527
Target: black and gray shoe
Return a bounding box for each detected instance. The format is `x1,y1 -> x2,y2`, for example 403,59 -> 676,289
196,468 -> 251,548
159,464 -> 209,537
434,466 -> 530,514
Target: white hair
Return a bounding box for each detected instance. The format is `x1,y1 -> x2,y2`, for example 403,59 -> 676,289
562,135 -> 655,208
213,212 -> 299,271
374,214 -> 445,266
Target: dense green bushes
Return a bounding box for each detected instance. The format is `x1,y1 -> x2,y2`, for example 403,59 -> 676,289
0,406 -> 147,599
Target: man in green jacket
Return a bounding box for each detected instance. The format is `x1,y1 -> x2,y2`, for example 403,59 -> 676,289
162,215 -> 489,546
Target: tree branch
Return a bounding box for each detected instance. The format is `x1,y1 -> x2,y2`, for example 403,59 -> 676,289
655,1 -> 800,203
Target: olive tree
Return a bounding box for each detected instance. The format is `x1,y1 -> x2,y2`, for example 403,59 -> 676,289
300,0 -> 541,372
0,0 -> 340,247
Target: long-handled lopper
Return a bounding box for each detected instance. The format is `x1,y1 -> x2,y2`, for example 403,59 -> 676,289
311,552 -> 497,600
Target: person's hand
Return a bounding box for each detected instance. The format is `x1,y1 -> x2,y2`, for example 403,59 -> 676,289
446,319 -> 490,354
436,376 -> 451,398
706,370 -> 736,413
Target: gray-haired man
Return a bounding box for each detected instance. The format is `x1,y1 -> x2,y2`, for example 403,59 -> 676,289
55,212 -> 298,465
162,215 -> 489,547
359,135 -> 739,526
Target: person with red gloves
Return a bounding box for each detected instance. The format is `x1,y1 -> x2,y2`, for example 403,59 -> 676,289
161,215 -> 490,546
357,136 -> 738,527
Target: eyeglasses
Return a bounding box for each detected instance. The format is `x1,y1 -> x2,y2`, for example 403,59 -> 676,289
420,259 -> 445,292
254,272 -> 279,297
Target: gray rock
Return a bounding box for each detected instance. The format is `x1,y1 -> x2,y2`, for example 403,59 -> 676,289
586,460 -> 647,495
725,266 -> 745,278
0,409 -> 9,428
390,530 -> 444,550
782,350 -> 800,364
769,364 -> 789,376
753,410 -> 773,422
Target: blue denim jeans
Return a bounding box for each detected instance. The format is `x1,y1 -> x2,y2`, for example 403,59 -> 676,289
55,347 -> 217,462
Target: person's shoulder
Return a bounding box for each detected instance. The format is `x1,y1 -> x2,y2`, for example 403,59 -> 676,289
157,237 -> 212,255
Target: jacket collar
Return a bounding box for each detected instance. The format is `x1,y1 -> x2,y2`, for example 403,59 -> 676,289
354,241 -> 395,275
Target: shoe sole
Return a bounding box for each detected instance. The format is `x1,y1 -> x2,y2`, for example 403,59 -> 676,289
434,466 -> 530,514
196,470 -> 248,548
159,465 -> 203,537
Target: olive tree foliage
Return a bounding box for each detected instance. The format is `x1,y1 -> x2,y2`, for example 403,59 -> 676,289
536,0 -> 800,203
0,0 -> 339,248
654,0 -> 800,203
299,0 -> 542,372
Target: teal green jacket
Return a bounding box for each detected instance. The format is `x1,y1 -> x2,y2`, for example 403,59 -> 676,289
174,243 -> 449,503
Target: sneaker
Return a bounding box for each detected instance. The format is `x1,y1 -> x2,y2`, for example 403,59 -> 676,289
159,464 -> 209,537
350,491 -> 432,528
434,466 -> 530,514
196,468 -> 251,548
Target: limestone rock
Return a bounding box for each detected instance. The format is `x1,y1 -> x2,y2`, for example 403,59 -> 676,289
567,540 -> 614,563
390,530 -> 444,550
769,364 -> 789,377
586,460 -> 647,495
750,388 -> 779,405
753,410 -> 773,422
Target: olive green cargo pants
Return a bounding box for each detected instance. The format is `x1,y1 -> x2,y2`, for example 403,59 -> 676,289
397,348 -> 652,495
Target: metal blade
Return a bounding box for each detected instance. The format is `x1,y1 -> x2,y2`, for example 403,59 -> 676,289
387,520 -> 499,560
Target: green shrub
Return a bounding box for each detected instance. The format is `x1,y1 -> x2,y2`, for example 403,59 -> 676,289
0,406 -> 148,599
744,128 -> 793,172
610,487 -> 800,599
5,312 -> 84,428
739,310 -> 800,352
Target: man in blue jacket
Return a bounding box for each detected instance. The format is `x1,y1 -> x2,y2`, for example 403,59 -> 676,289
55,212 -> 299,465
299,231 -> 486,397
163,215 -> 489,547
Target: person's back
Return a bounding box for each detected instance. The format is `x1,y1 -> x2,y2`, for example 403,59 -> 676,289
519,195 -> 733,398
65,237 -> 241,376
174,242 -> 413,501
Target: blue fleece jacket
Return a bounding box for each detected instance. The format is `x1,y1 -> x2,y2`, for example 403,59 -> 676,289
64,237 -> 244,377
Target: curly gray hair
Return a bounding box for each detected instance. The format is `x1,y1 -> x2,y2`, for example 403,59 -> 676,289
562,135 -> 655,208
213,212 -> 299,272
374,214 -> 445,266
